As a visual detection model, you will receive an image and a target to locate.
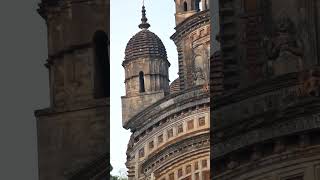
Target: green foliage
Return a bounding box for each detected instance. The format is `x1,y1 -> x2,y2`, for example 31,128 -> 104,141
110,175 -> 128,180
110,164 -> 128,180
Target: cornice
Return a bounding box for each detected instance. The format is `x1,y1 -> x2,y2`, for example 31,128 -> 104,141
215,145 -> 320,180
142,133 -> 210,174
212,72 -> 301,109
47,43 -> 93,64
122,55 -> 171,67
124,86 -> 209,131
212,103 -> 320,159
213,67 -> 320,109
212,67 -> 320,133
128,126 -> 209,160
34,98 -> 109,117
170,10 -> 210,43
145,129 -> 209,158
38,0 -> 105,20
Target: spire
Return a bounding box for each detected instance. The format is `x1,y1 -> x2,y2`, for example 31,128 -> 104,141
138,4 -> 150,29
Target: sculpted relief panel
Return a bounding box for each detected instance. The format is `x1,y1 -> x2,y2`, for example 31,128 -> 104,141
213,66 -> 320,130
261,0 -> 318,77
193,44 -> 208,85
192,35 -> 210,86
179,25 -> 210,88
264,13 -> 304,76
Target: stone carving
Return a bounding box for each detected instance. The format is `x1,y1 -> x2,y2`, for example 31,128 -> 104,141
213,112 -> 320,158
264,13 -> 304,76
192,66 -> 206,85
299,68 -> 320,97
127,134 -> 134,151
192,44 -> 209,85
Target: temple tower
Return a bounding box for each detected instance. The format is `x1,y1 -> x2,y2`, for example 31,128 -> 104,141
35,0 -> 109,179
121,6 -> 170,125
171,0 -> 211,90
174,0 -> 210,25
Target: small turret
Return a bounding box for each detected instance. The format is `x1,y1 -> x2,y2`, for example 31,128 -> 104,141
174,0 -> 209,25
121,5 -> 170,126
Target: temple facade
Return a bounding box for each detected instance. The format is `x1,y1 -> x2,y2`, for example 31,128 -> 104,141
121,1 -> 211,179
211,0 -> 320,179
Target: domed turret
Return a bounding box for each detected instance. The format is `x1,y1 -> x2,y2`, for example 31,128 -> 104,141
124,29 -> 167,61
124,5 -> 167,62
122,5 -> 170,125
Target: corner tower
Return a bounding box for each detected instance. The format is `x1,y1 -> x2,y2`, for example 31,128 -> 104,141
171,0 -> 210,91
121,6 -> 170,125
174,0 -> 209,25
35,0 -> 109,179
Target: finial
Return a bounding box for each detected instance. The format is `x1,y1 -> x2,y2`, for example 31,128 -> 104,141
138,3 -> 150,29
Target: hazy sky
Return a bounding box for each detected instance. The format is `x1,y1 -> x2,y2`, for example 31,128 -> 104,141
0,0 -> 48,179
110,0 -> 179,175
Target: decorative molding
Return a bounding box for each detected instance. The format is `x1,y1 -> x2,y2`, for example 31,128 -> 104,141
212,111 -> 320,158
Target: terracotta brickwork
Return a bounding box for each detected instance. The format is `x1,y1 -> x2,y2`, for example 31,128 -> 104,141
211,0 -> 320,179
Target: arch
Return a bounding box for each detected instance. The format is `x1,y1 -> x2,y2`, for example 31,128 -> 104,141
139,71 -> 145,93
183,1 -> 188,11
196,0 -> 202,11
93,30 -> 110,98
204,0 -> 208,10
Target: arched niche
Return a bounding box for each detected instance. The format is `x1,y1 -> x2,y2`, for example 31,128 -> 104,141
93,30 -> 110,98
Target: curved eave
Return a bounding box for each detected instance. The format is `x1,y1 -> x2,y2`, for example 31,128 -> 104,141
141,133 -> 210,174
122,55 -> 171,67
170,10 -> 210,42
212,68 -> 320,160
123,85 -> 209,132
212,97 -> 320,160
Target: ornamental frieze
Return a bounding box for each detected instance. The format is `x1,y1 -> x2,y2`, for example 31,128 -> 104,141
171,10 -> 210,43
212,112 -> 320,158
142,133 -> 210,175
126,87 -> 209,132
213,69 -> 320,129
127,110 -> 209,156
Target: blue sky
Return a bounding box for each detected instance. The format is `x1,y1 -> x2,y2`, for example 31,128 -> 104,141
110,0 -> 179,176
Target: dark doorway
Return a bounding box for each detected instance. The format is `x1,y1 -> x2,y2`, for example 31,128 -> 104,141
184,1 -> 188,11
93,30 -> 110,98
139,71 -> 145,93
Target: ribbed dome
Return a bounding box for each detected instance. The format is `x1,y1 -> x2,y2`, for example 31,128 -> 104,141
124,29 -> 167,61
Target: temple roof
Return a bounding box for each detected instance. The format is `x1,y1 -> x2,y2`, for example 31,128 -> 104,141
124,5 -> 167,62
124,29 -> 167,62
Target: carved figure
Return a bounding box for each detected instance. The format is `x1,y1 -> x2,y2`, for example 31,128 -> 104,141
192,44 -> 209,85
193,67 -> 206,85
265,13 -> 304,76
